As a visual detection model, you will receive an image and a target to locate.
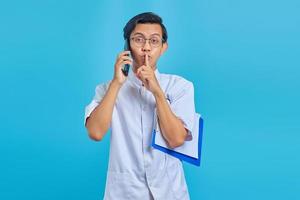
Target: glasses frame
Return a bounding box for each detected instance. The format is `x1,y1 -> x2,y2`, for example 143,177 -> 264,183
130,36 -> 165,48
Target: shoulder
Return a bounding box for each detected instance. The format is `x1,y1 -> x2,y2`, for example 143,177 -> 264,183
159,73 -> 194,92
95,81 -> 111,92
93,81 -> 111,100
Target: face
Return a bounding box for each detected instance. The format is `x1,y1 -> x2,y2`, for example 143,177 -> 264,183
129,23 -> 168,71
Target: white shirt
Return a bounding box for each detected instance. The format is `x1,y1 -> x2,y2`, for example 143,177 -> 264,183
85,69 -> 196,200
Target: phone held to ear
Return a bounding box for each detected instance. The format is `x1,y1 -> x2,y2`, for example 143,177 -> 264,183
122,40 -> 131,76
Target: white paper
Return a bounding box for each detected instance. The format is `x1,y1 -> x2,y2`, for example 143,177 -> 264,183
154,112 -> 200,159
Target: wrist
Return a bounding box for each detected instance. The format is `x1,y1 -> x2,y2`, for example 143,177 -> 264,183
153,88 -> 165,99
111,79 -> 123,89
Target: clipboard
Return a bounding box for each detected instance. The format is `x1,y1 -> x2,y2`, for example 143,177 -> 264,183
151,113 -> 204,166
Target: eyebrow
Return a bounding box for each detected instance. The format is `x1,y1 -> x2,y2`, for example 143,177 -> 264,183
132,32 -> 161,37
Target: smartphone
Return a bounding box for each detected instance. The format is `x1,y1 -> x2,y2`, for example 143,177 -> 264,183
121,39 -> 131,76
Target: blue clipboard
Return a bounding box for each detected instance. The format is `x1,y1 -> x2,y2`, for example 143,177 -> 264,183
151,117 -> 204,166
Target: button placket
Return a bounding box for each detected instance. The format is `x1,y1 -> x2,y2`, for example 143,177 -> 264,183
139,86 -> 151,179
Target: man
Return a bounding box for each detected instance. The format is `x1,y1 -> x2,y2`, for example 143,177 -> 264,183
84,12 -> 196,200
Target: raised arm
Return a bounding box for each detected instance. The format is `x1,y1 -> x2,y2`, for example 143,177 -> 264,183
85,51 -> 132,141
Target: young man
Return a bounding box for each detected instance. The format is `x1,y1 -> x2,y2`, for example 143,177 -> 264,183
85,12 -> 195,200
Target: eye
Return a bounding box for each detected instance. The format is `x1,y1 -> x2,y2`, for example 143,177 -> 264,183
134,37 -> 145,44
150,38 -> 160,45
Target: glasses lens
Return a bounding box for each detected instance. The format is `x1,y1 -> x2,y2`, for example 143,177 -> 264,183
133,36 -> 145,46
131,36 -> 162,47
150,37 -> 161,47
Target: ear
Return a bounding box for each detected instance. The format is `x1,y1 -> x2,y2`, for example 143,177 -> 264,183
160,42 -> 168,56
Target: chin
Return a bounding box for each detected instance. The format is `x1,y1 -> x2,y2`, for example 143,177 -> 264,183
134,61 -> 145,67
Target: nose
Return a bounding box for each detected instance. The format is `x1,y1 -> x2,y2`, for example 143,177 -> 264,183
142,40 -> 151,52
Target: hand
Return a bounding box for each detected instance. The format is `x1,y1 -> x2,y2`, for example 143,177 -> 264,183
136,55 -> 162,95
113,51 -> 133,85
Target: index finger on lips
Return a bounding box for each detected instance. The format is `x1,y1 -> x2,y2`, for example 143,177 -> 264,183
145,54 -> 149,67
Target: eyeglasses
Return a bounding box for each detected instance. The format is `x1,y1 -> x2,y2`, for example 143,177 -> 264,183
130,36 -> 164,48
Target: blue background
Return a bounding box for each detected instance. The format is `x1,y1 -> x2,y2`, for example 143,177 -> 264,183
1,0 -> 299,199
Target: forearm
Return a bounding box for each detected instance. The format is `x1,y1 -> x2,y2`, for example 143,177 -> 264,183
86,80 -> 122,141
154,90 -> 187,148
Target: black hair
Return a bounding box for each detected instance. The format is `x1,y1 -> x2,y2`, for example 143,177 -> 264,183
123,12 -> 168,45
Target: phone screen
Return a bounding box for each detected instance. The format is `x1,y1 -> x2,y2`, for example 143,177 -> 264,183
122,39 -> 131,76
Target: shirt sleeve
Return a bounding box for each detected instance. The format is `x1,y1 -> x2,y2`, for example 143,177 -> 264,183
84,83 -> 110,126
167,80 -> 196,140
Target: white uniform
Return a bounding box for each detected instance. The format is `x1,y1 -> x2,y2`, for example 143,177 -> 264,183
85,69 -> 196,200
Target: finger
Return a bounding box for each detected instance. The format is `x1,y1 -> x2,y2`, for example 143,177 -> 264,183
138,65 -> 150,72
120,55 -> 133,62
139,70 -> 152,77
140,75 -> 151,82
116,60 -> 132,69
139,69 -> 152,78
136,69 -> 146,80
117,55 -> 133,65
142,76 -> 149,85
136,66 -> 145,75
117,51 -> 131,58
122,60 -> 132,65
136,67 -> 150,80
145,54 -> 149,67
136,69 -> 146,79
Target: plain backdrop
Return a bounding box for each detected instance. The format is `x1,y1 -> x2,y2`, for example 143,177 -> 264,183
1,0 -> 299,199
